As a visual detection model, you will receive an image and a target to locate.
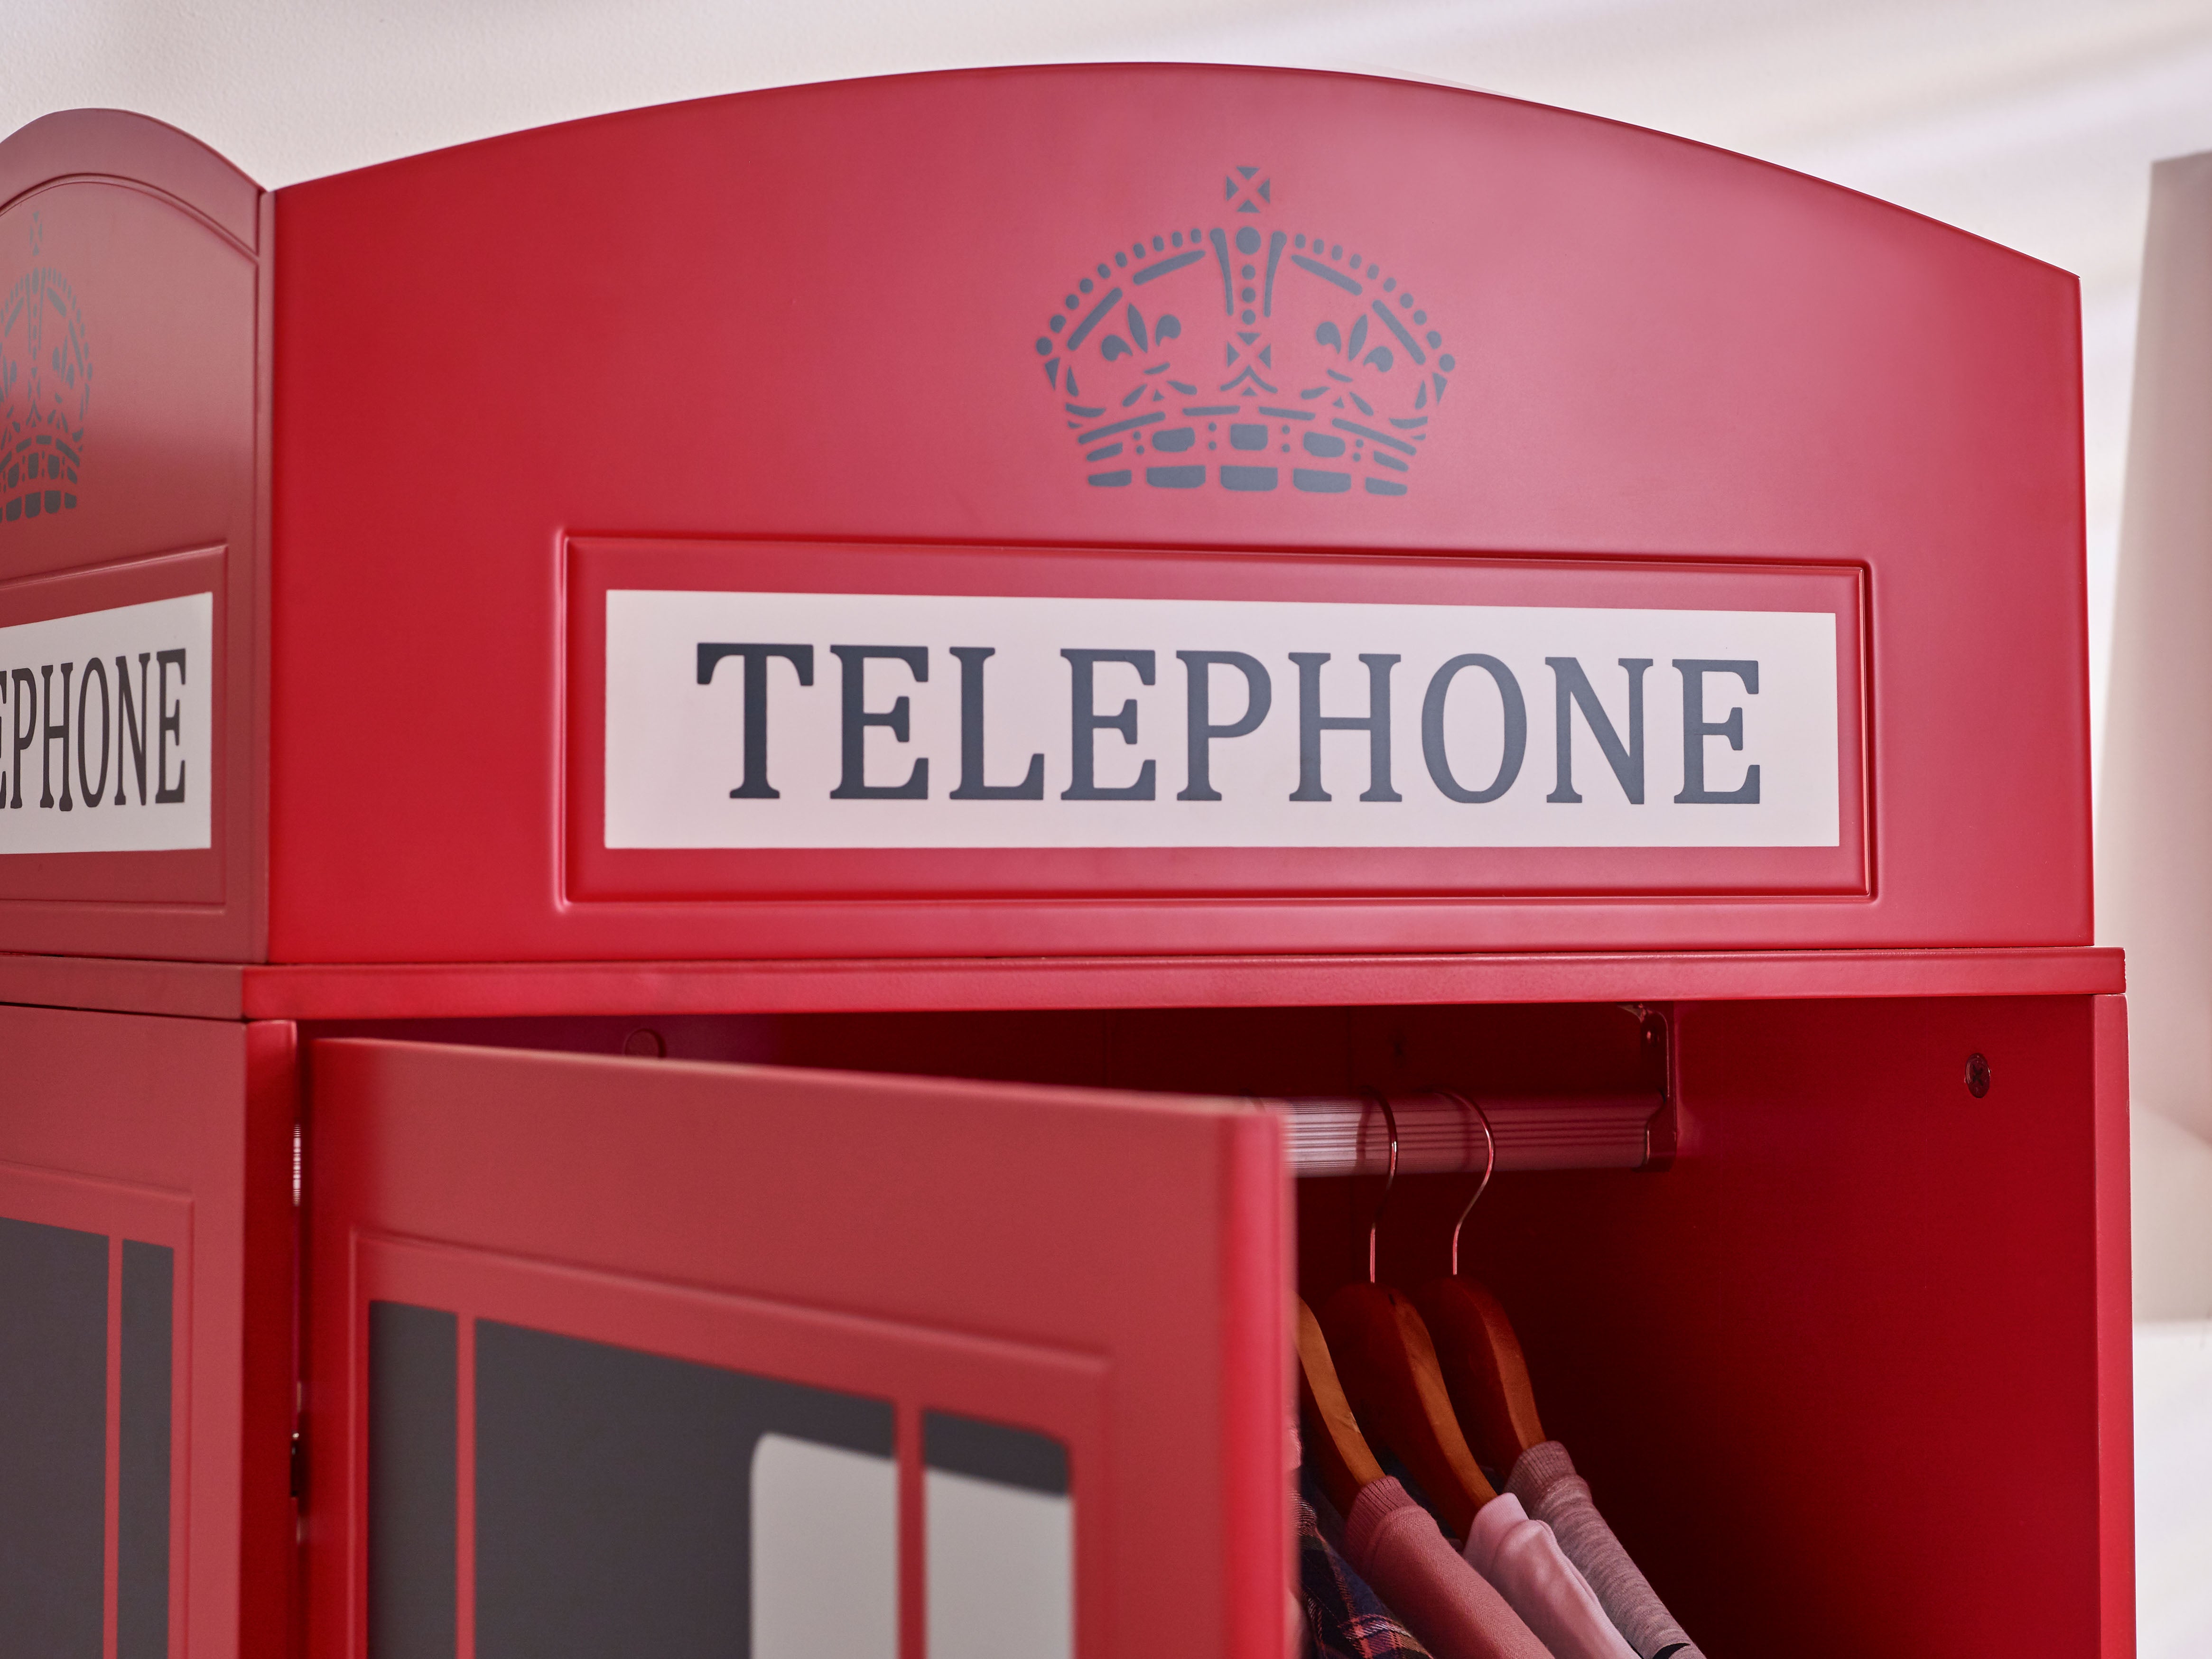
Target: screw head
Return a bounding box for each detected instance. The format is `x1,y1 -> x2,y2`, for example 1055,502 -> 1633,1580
1965,1053 -> 1991,1098
623,1027 -> 667,1059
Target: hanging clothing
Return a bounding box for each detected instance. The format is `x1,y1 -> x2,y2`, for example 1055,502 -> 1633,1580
1460,1491 -> 1637,1659
1340,1478 -> 1555,1659
1506,1442 -> 1701,1659
1299,1492 -> 1435,1659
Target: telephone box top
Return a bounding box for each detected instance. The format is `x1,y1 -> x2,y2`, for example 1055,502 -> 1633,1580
0,69 -> 2090,982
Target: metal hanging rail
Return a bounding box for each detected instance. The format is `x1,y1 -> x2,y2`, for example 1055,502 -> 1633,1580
1269,1091 -> 1667,1177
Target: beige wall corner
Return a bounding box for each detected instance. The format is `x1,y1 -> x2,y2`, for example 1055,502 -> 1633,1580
2103,151 -> 2212,1149
2134,1108 -> 2212,1320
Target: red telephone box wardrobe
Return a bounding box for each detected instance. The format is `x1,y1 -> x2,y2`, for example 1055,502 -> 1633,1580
0,64 -> 2128,1659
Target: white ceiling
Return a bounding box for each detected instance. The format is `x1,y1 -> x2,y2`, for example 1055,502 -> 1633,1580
14,0 -> 2212,774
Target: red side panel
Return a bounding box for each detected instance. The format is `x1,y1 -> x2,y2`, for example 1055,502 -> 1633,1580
303,1038 -> 1289,1659
269,64 -> 2087,964
2093,994 -> 2134,1659
0,1002 -> 297,1659
0,113 -> 267,960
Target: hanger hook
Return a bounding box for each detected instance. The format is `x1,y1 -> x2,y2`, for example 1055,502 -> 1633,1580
1432,1088 -> 1495,1278
1359,1087 -> 1400,1284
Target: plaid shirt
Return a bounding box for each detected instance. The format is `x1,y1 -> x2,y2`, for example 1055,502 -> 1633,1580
1298,1494 -> 1434,1659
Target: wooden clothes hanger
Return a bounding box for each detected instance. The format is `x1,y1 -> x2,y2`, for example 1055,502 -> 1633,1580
1409,1089 -> 1548,1477
1317,1091 -> 1498,1542
1277,1088 -> 1385,1522
1295,1296 -> 1383,1520
1416,1276 -> 1548,1476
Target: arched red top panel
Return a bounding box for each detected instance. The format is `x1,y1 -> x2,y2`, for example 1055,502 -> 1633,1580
0,109 -> 261,252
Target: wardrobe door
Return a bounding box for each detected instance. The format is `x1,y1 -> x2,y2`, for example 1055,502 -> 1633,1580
0,1004 -> 296,1659
302,1038 -> 1289,1659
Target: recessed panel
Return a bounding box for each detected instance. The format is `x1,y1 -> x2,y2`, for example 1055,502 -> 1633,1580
569,540 -> 1867,900
750,1433 -> 897,1659
0,1214 -> 108,1659
924,1411 -> 1074,1659
117,1239 -> 175,1659
369,1300 -> 458,1659
474,1320 -> 893,1659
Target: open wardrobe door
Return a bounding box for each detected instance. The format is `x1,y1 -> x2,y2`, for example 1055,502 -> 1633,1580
301,1039 -> 1289,1659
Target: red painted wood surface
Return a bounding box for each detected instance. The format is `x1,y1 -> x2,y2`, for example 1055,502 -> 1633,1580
258,65 -> 2085,964
303,1037 -> 1290,1659
0,112 -> 267,960
0,943 -> 2126,1021
0,111 -> 260,252
0,1003 -> 296,1659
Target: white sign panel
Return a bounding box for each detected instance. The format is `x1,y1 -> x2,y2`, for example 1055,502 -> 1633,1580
0,593 -> 213,853
604,589 -> 1838,850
